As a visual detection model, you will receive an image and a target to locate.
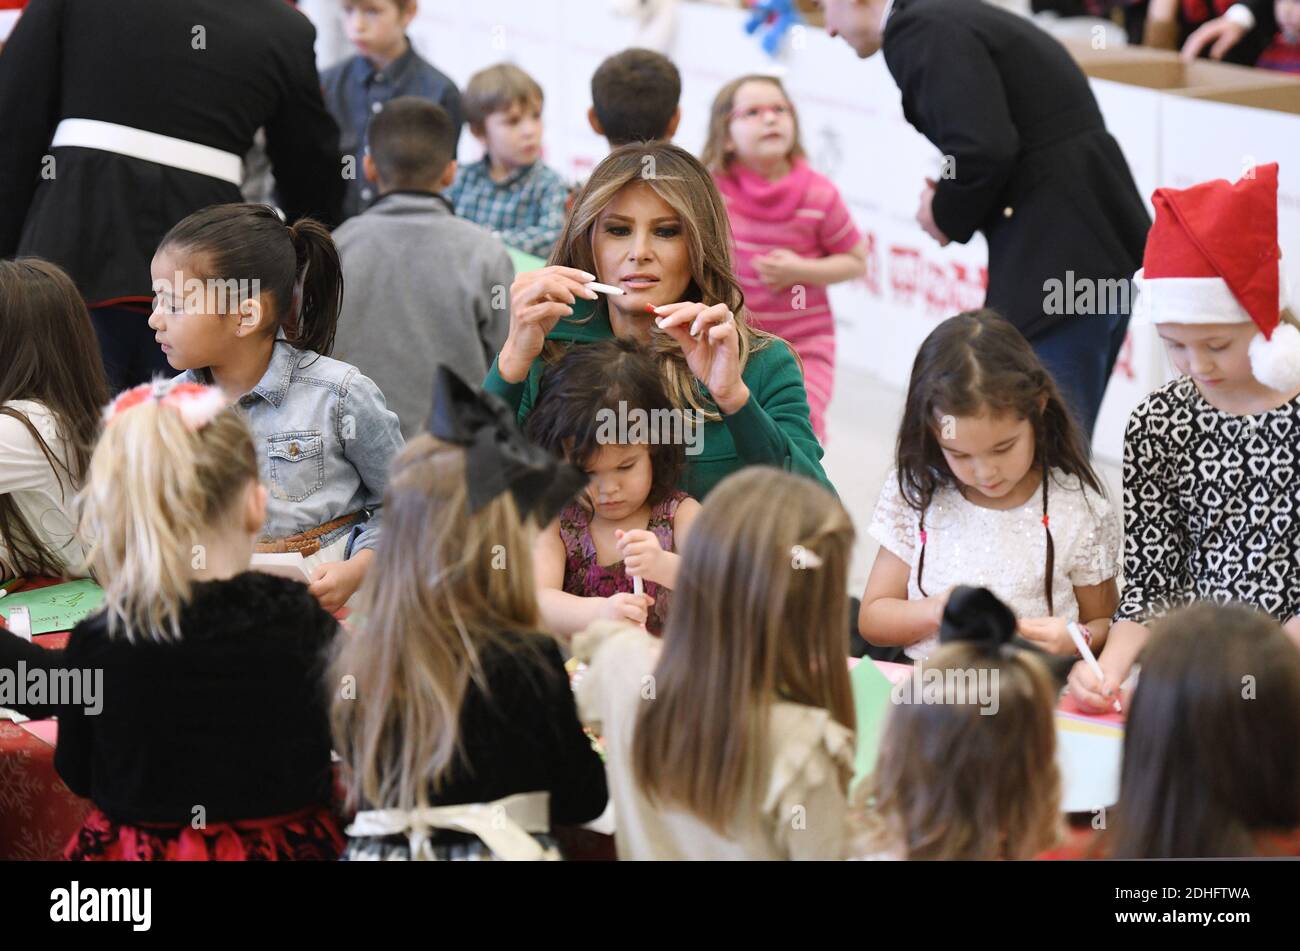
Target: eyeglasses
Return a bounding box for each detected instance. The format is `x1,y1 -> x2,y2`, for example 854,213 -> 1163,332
729,103 -> 791,122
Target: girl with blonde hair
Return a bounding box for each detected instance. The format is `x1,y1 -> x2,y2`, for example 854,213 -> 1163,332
483,140 -> 832,500
575,466 -> 854,859
57,379 -> 345,861
332,368 -> 607,861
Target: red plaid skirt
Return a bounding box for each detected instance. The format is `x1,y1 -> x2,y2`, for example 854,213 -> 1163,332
65,804 -> 345,861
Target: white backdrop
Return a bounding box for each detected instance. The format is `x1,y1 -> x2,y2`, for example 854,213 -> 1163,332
301,0 -> 1300,463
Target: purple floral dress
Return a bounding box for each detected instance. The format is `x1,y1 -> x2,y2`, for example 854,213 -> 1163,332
558,490 -> 689,637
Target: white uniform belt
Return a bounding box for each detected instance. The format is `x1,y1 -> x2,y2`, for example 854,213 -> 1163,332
51,118 -> 243,186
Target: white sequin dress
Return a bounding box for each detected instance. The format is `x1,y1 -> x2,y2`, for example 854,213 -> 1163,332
868,467 -> 1121,659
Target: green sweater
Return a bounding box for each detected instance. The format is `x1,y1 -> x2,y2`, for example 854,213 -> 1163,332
483,301 -> 833,499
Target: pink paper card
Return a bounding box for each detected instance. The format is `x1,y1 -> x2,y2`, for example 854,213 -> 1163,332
1058,690 -> 1125,724
19,719 -> 58,747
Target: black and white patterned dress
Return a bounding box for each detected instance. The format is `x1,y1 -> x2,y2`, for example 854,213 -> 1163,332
1116,376 -> 1300,624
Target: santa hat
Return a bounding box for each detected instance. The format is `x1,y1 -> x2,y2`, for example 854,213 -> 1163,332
1132,162 -> 1300,392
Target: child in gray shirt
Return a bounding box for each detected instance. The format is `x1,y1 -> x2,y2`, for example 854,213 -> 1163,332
332,98 -> 513,439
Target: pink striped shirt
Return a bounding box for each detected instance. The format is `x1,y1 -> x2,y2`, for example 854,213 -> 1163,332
714,158 -> 861,441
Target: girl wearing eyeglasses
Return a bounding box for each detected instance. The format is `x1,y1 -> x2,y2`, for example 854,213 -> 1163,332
701,75 -> 867,444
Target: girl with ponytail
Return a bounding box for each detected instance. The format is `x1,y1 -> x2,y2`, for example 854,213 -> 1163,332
858,310 -> 1121,665
849,587 -> 1063,860
58,381 -> 345,861
148,203 -> 404,611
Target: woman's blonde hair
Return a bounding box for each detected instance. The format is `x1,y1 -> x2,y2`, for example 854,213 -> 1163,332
547,141 -> 784,422
852,644 -> 1062,860
630,467 -> 854,833
329,434 -> 547,813
76,401 -> 258,643
699,74 -> 806,173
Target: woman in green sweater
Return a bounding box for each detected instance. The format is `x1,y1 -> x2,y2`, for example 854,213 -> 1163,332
484,141 -> 832,500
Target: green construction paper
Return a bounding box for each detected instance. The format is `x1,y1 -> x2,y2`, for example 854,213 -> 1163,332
0,579 -> 105,635
852,659 -> 897,786
506,245 -> 547,275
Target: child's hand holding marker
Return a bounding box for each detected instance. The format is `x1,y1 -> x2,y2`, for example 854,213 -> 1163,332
1066,622 -> 1125,714
648,300 -> 750,415
603,591 -> 655,626
499,266 -> 600,383
616,528 -> 677,589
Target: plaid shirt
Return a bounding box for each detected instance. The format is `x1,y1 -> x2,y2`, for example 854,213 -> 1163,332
445,157 -> 569,258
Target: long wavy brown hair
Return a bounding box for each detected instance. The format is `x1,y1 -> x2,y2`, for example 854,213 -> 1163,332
546,141 -> 782,422
631,467 -> 854,834
896,310 -> 1103,614
0,258 -> 108,578
329,434 -> 550,812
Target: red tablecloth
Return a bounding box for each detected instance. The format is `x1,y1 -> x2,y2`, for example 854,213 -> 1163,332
0,630 -> 92,860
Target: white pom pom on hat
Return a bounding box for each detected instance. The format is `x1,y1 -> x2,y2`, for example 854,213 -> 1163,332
1250,321 -> 1300,392
1130,162 -> 1299,391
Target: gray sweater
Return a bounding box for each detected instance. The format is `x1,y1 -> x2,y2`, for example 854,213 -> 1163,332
332,192 -> 513,438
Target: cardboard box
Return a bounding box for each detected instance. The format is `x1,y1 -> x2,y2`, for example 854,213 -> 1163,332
1063,42 -> 1300,117
1076,52 -> 1281,91
1169,73 -> 1300,117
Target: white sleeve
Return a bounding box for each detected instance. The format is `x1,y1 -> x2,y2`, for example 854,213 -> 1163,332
1225,4 -> 1256,30
0,410 -> 62,495
867,469 -> 918,563
1069,489 -> 1123,588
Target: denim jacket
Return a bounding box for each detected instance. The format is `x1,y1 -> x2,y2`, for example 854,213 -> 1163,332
178,339 -> 404,555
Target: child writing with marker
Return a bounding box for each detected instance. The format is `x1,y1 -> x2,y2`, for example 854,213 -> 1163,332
527,337 -> 700,637
859,310 -> 1121,667
1071,164 -> 1300,712
59,381 -> 344,860
851,587 -> 1063,860
703,74 -> 867,442
332,368 -> 607,860
150,203 -> 404,611
574,467 -> 854,860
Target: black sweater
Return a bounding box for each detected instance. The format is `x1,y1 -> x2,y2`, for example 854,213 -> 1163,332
358,631 -> 609,842
52,572 -> 340,824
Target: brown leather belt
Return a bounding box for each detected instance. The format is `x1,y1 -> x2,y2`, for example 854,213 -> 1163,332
255,511 -> 365,557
